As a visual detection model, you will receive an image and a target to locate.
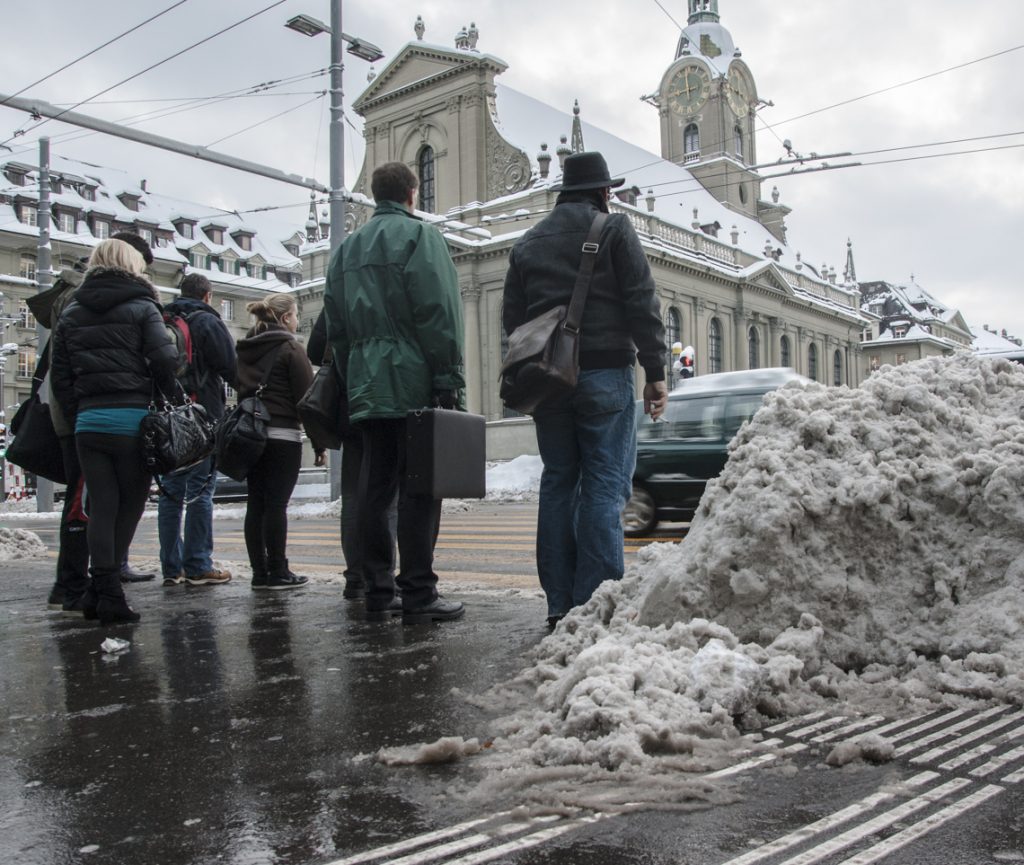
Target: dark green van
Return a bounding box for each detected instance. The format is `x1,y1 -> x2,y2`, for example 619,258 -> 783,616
624,368 -> 808,535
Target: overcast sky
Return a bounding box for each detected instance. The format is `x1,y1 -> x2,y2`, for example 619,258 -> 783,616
2,1 -> 1022,339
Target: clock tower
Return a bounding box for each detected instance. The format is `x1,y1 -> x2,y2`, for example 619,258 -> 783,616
657,1 -> 788,239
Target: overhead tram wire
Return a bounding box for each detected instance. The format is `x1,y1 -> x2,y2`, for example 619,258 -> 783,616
205,93 -> 327,148
0,0 -> 289,148
0,0 -> 191,110
3,70 -> 329,158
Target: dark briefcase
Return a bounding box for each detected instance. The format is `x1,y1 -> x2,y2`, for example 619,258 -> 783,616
405,408 -> 486,499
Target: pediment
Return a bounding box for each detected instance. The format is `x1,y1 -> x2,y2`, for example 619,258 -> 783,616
353,43 -> 507,112
739,260 -> 796,296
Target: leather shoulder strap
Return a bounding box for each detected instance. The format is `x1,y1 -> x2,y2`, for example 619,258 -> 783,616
564,212 -> 609,333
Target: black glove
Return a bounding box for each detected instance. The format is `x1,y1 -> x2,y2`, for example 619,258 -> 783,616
431,389 -> 456,410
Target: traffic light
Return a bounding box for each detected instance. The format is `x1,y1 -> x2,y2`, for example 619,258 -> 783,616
674,345 -> 695,379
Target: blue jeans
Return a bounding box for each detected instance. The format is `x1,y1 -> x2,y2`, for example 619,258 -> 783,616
534,367 -> 636,617
157,457 -> 215,578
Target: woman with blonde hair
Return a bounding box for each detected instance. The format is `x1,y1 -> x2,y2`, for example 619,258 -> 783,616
235,293 -> 324,589
51,238 -> 178,624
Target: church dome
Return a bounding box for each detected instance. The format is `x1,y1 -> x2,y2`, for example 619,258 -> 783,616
675,21 -> 736,74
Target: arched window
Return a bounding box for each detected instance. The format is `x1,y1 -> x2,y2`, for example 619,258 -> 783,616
665,307 -> 681,387
747,326 -> 759,370
683,123 -> 700,156
780,334 -> 791,367
833,350 -> 843,386
418,146 -> 435,213
708,317 -> 722,373
808,343 -> 818,381
734,124 -> 743,158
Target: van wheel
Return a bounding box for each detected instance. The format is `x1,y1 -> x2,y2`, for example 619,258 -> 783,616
623,486 -> 657,537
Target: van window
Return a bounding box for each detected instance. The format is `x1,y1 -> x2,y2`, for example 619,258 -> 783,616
664,396 -> 722,441
723,393 -> 766,438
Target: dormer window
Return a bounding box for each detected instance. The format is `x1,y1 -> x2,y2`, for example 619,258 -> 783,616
93,218 -> 110,239
203,225 -> 225,245
138,227 -> 154,246
891,324 -> 908,338
284,243 -> 299,257
118,193 -> 140,212
4,168 -> 26,186
19,204 -> 38,227
51,178 -> 63,195
56,211 -> 76,233
230,231 -> 253,251
81,185 -> 96,201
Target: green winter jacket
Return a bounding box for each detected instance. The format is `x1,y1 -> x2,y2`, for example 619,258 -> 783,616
323,200 -> 466,422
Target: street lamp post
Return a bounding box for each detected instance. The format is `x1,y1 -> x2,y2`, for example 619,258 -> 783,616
286,3 -> 383,500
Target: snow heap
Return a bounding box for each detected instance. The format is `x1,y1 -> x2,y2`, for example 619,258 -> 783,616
426,354 -> 1024,796
0,527 -> 47,560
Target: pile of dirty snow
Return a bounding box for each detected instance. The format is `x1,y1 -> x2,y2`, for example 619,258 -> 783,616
387,356 -> 1024,800
0,527 -> 48,560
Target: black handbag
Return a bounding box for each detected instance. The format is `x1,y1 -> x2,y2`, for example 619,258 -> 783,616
499,212 -> 608,415
406,408 -> 486,499
297,358 -> 350,451
140,384 -> 217,476
215,343 -> 284,481
6,340 -> 68,484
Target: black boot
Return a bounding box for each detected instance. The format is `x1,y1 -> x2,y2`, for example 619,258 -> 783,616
92,567 -> 141,625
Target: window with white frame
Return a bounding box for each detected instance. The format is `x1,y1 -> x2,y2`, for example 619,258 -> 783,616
56,211 -> 75,233
81,186 -> 95,201
139,227 -> 154,246
17,349 -> 35,378
220,299 -> 235,321
20,205 -> 37,227
179,222 -> 194,239
18,301 -> 35,329
19,255 -> 36,280
93,219 -> 110,239
190,251 -> 209,269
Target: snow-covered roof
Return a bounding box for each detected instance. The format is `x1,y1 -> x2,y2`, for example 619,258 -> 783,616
972,325 -> 1024,358
491,84 -> 783,262
1,154 -> 305,271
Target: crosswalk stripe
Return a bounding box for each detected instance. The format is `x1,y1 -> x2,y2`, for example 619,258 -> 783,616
835,785 -> 1003,865
893,706 -> 1009,757
916,712 -> 1024,766
717,771 -> 938,865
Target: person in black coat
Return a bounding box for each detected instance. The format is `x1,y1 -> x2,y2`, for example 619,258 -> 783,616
157,273 -> 237,587
306,309 -> 397,601
51,238 -> 178,625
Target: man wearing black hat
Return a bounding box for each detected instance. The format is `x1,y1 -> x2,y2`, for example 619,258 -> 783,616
502,150 -> 668,628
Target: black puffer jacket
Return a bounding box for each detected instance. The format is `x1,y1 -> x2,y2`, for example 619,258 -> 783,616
503,197 -> 666,381
51,267 -> 178,420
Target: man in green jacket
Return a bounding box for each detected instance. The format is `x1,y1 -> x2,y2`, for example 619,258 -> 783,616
324,161 -> 466,624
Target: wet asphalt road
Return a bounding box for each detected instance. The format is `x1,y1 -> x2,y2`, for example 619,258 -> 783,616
4,510 -> 1024,864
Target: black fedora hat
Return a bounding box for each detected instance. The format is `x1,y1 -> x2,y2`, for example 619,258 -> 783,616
555,151 -> 625,192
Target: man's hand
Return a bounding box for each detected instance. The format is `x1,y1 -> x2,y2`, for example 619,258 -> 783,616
643,381 -> 668,421
314,450 -> 327,467
431,389 -> 456,410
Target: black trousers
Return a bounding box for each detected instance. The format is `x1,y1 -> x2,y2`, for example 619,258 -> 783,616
76,433 -> 150,574
55,435 -> 89,594
340,430 -> 397,583
359,418 -> 441,610
244,439 -> 301,576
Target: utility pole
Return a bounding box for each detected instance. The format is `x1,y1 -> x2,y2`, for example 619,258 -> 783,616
35,137 -> 54,512
327,0 -> 345,500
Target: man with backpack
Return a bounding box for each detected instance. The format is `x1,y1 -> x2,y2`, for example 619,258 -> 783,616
157,272 -> 237,586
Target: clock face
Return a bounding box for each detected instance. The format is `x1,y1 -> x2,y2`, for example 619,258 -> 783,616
726,67 -> 751,117
666,63 -> 711,116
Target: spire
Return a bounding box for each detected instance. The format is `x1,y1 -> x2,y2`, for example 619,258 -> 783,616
688,0 -> 720,24
843,238 -> 857,284
305,191 -> 319,243
570,100 -> 585,154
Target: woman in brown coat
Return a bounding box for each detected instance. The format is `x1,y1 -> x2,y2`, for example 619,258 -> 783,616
235,294 -> 324,589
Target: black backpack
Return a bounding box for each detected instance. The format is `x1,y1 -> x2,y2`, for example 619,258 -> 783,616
163,310 -> 208,399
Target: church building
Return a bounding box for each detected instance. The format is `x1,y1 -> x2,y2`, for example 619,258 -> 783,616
298,0 -> 876,452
